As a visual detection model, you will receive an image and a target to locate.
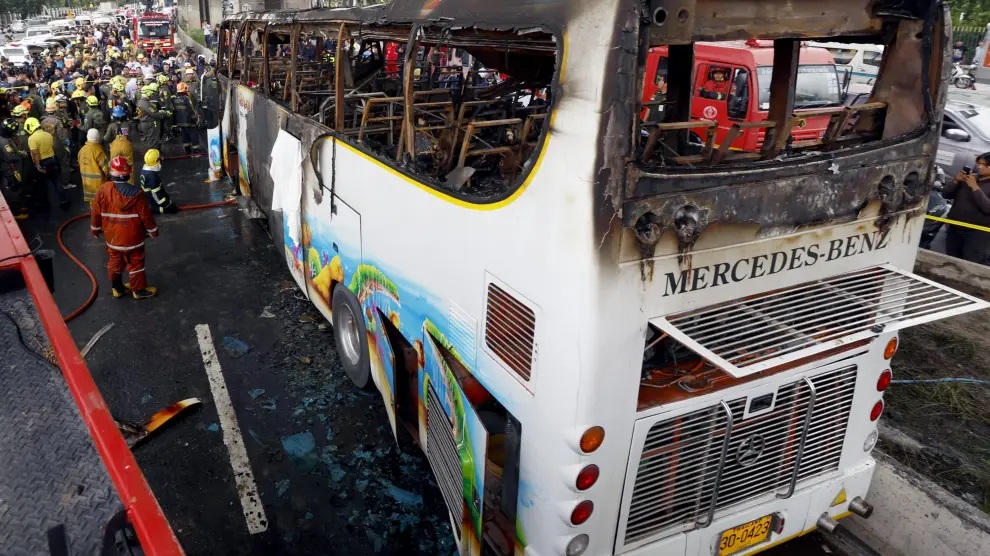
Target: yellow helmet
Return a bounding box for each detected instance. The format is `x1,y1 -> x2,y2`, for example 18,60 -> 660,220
45,97 -> 57,112
51,80 -> 64,91
144,149 -> 161,166
11,105 -> 28,117
86,95 -> 99,107
24,118 -> 40,134
71,89 -> 87,100
74,77 -> 85,89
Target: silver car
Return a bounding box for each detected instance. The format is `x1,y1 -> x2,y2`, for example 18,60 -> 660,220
935,100 -> 990,176
10,21 -> 25,33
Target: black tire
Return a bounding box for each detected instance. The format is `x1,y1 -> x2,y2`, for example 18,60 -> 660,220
332,286 -> 372,389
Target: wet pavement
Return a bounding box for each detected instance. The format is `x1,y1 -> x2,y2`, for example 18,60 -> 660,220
14,136 -> 837,555
18,140 -> 454,555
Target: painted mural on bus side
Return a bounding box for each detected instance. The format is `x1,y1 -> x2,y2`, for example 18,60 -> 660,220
280,206 -> 521,555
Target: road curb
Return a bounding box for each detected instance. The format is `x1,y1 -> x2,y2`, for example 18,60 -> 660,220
843,452 -> 990,555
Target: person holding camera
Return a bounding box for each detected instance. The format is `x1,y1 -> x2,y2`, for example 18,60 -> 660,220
945,153 -> 990,265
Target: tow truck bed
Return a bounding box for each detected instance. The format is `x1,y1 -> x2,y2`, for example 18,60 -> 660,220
0,194 -> 183,556
0,287 -> 121,555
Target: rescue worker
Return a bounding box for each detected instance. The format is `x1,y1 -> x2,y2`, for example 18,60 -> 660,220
109,122 -> 134,185
41,98 -> 75,191
700,67 -> 732,101
137,84 -> 167,151
0,117 -> 28,218
90,156 -> 159,300
183,67 -> 199,104
83,95 -> 108,141
78,128 -> 108,203
173,82 -> 200,154
26,117 -> 67,210
26,83 -> 43,119
139,149 -> 176,214
104,105 -> 129,144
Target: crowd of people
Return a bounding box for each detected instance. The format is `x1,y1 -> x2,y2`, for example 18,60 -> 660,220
0,22 -> 220,220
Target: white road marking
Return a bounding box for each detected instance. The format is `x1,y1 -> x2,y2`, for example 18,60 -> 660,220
195,324 -> 268,535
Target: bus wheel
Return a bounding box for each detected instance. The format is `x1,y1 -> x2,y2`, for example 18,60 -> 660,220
332,286 -> 371,389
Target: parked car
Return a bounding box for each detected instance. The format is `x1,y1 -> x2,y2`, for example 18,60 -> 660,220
10,21 -> 26,33
935,100 -> 990,177
24,26 -> 51,39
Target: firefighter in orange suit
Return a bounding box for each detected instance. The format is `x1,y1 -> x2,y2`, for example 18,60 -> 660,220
89,156 -> 159,299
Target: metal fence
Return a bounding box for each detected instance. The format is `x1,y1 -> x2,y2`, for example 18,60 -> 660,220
954,25 -> 986,57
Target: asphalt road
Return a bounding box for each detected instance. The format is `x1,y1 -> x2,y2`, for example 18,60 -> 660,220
14,138 -> 838,555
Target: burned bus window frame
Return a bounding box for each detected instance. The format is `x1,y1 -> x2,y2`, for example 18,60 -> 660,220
330,22 -> 561,205
632,29 -> 932,179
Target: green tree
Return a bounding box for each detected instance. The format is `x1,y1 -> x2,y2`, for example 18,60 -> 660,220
949,0 -> 990,25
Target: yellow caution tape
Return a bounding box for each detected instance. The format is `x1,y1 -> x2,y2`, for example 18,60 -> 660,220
926,214 -> 990,234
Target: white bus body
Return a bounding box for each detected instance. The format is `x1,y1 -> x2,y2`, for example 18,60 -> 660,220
218,2 -> 982,555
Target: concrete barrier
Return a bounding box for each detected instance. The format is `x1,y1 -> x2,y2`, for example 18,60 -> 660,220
845,454 -> 990,556
914,248 -> 990,292
175,25 -> 215,62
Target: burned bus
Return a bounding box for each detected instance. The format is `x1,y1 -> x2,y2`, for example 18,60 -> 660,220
216,1 -> 985,555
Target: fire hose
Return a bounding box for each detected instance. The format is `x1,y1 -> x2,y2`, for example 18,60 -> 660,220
57,199 -> 236,323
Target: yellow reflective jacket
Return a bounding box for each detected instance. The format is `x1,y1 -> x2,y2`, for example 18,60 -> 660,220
110,135 -> 134,185
78,141 -> 109,202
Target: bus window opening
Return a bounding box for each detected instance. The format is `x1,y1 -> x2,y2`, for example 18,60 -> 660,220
637,37 -> 898,170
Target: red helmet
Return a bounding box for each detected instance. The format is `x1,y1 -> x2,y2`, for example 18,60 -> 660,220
110,156 -> 132,177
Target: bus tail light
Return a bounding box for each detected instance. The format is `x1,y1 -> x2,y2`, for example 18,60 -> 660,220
870,400 -> 884,421
570,500 -> 594,525
877,369 -> 892,392
565,534 -> 590,556
579,427 -> 605,453
575,465 -> 599,491
883,337 -> 898,359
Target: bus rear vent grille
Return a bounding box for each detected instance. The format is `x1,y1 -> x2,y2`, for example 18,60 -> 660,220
484,283 -> 535,381
621,365 -> 857,547
426,386 -> 462,519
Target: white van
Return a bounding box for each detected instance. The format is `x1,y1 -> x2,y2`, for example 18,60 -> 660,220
807,41 -> 884,85
0,46 -> 31,65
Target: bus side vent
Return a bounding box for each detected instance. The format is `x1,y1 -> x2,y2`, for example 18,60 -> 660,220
484,282 -> 537,383
426,386 -> 463,520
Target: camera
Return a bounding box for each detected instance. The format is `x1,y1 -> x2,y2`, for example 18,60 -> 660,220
963,165 -> 973,174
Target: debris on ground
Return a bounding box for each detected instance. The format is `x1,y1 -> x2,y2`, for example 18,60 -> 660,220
281,431 -> 318,472
275,479 -> 290,498
259,306 -> 276,319
80,322 -> 115,359
206,423 -> 220,433
247,388 -> 266,400
222,336 -> 250,358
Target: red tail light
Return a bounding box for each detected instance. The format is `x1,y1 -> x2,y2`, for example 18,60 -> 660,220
576,465 -> 600,491
870,400 -> 884,421
877,370 -> 892,392
571,500 -> 594,525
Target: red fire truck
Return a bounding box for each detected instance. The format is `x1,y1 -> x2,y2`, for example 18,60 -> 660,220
643,40 -> 842,151
0,194 -> 184,555
133,11 -> 176,53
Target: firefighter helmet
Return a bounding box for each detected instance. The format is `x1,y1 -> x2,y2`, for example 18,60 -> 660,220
71,89 -> 86,100
10,105 -> 27,117
86,95 -> 99,107
45,97 -> 57,112
110,156 -> 132,177
144,149 -> 160,166
176,82 -> 188,94
24,118 -> 40,134
111,105 -> 126,119
2,118 -> 18,132
157,74 -> 169,85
